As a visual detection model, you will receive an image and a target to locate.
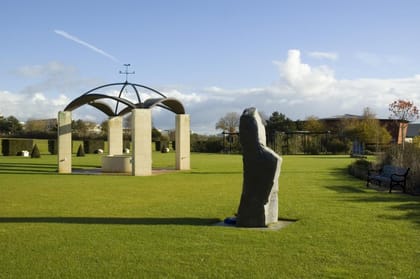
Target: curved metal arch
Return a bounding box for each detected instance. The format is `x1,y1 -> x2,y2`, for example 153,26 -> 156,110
129,83 -> 167,98
64,81 -> 185,117
143,98 -> 185,114
64,93 -> 137,115
88,101 -> 115,116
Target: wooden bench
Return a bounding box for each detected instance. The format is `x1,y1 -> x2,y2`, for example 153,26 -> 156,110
366,165 -> 410,193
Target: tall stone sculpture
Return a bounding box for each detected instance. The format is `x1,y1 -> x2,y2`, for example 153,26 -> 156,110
236,107 -> 282,227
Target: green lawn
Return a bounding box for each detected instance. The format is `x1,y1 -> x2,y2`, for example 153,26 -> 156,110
0,153 -> 419,278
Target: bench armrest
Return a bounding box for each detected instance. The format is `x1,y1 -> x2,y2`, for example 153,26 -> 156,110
391,173 -> 408,180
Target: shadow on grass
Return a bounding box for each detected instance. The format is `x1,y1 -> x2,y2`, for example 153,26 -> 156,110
189,171 -> 241,175
325,185 -> 367,193
378,202 -> 420,226
0,162 -> 108,175
0,217 -> 221,226
326,182 -> 420,227
0,162 -> 57,174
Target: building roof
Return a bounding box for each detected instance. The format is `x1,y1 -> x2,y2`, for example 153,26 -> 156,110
407,123 -> 420,138
321,114 -> 393,122
322,114 -> 363,120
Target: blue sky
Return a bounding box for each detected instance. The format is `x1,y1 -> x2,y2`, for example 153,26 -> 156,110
1,0 -> 420,133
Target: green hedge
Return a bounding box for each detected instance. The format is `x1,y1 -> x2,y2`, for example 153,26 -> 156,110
1,139 -> 33,156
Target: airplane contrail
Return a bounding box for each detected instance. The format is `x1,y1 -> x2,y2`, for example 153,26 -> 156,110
54,29 -> 119,63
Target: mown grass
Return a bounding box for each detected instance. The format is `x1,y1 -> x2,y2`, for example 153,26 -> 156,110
0,153 -> 419,278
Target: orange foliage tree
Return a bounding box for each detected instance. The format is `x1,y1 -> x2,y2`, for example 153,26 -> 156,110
389,99 -> 419,145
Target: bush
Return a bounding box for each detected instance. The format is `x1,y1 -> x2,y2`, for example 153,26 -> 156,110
348,159 -> 373,180
31,144 -> 41,158
206,137 -> 224,153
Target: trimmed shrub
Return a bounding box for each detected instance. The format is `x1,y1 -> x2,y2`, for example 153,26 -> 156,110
31,144 -> 41,158
76,144 -> 85,157
155,141 -> 161,151
48,140 -> 57,155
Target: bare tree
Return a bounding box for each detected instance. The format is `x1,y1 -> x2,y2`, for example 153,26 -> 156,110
215,112 -> 240,133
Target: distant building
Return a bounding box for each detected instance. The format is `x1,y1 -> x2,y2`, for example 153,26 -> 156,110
24,118 -> 57,133
406,123 -> 420,142
320,114 -> 407,144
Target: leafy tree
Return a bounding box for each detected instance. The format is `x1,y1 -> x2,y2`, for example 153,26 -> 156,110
71,119 -> 98,138
303,116 -> 326,132
100,120 -> 108,136
0,115 -> 23,135
215,112 -> 240,133
8,116 -> 22,134
265,111 -> 296,132
344,107 -> 392,148
152,127 -> 163,141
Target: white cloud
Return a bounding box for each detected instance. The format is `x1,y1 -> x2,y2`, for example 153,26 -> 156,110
0,90 -> 66,120
273,49 -> 336,96
52,94 -> 71,106
32,93 -> 47,102
163,89 -> 204,104
177,49 -> 420,133
3,52 -> 420,134
308,51 -> 338,61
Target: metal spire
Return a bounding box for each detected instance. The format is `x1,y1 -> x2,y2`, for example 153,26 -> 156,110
119,63 -> 135,82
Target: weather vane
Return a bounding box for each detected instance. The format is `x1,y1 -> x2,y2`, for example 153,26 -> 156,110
119,63 -> 135,82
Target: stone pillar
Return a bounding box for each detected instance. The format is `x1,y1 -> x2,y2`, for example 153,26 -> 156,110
131,109 -> 152,176
175,114 -> 190,170
58,111 -> 72,173
108,116 -> 123,155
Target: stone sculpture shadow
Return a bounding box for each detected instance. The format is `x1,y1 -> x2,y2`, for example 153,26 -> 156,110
0,217 -> 220,226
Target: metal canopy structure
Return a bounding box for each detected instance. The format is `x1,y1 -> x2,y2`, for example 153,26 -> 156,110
64,82 -> 185,116
58,79 -> 190,176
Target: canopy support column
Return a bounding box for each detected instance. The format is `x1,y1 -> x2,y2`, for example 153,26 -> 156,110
58,111 -> 72,173
175,114 -> 190,170
132,109 -> 152,176
108,116 -> 123,155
